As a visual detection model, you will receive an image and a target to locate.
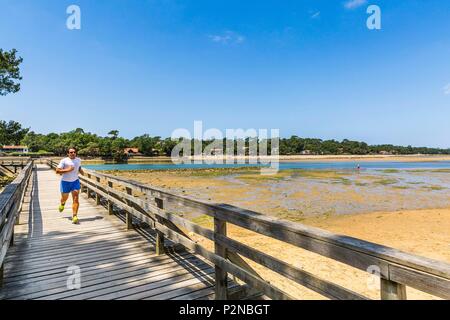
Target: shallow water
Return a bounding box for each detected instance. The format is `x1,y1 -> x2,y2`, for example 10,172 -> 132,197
85,160 -> 450,171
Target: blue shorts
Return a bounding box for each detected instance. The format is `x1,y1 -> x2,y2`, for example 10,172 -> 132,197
60,179 -> 81,194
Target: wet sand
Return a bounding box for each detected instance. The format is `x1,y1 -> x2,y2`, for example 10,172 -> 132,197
110,168 -> 450,299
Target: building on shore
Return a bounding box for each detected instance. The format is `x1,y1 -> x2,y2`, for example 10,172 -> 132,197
124,147 -> 142,156
1,145 -> 29,153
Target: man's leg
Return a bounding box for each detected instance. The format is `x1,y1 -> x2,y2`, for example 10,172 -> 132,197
71,190 -> 80,218
59,193 -> 69,212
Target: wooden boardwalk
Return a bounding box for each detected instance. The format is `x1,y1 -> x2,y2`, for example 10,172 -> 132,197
0,164 -> 233,300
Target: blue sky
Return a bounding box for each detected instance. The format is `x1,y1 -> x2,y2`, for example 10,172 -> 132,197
0,0 -> 449,147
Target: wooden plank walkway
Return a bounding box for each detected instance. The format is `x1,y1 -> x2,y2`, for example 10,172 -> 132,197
0,164 -> 234,300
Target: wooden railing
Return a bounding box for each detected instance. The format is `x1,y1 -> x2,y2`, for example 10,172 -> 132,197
0,159 -> 30,177
0,160 -> 30,166
0,161 -> 34,285
47,160 -> 450,300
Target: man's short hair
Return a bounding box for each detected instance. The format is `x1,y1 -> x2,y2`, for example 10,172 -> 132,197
67,147 -> 77,154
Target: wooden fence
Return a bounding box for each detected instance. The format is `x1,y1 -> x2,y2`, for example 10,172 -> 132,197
0,161 -> 34,285
0,159 -> 30,177
47,159 -> 450,300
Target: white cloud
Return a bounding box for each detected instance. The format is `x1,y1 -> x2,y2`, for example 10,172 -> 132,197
310,11 -> 321,19
344,0 -> 367,9
444,83 -> 450,95
208,31 -> 245,45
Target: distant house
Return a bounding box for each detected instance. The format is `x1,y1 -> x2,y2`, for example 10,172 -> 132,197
300,150 -> 312,155
379,150 -> 392,155
123,148 -> 142,156
1,145 -> 29,153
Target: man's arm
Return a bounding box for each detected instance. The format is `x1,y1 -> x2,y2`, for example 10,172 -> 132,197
56,160 -> 74,175
56,166 -> 75,175
79,166 -> 85,176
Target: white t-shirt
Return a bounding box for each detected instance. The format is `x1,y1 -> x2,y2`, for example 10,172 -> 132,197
57,157 -> 82,182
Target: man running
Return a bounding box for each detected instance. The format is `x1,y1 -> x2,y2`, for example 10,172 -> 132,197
56,147 -> 84,224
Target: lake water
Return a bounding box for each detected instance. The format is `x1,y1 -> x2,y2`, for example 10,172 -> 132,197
84,161 -> 450,171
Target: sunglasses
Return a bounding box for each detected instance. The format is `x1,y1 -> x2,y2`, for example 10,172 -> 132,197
69,151 -> 76,154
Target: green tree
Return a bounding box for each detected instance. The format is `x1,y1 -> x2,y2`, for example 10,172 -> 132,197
130,134 -> 161,156
161,138 -> 179,156
108,130 -> 119,140
79,142 -> 101,157
0,120 -> 29,145
111,137 -> 128,162
0,49 -> 23,96
21,131 -> 47,152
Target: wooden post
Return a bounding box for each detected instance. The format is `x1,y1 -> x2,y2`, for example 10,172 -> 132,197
0,263 -> 3,287
86,174 -> 91,199
95,177 -> 101,205
15,188 -> 22,225
10,228 -> 14,247
214,217 -> 228,300
125,187 -> 133,230
107,181 -> 114,215
155,198 -> 165,255
381,278 -> 407,300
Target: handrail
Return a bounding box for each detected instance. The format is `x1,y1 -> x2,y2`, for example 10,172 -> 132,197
0,160 -> 29,164
0,160 -> 34,285
47,159 -> 450,300
0,159 -> 29,175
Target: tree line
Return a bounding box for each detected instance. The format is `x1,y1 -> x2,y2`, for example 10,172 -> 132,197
1,120 -> 449,159
278,136 -> 450,155
20,127 -> 178,161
